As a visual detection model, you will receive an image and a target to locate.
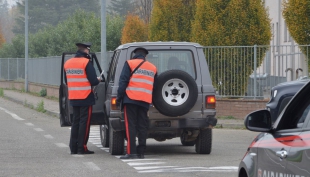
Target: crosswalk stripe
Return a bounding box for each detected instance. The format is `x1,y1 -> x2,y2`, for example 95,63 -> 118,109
88,127 -> 238,173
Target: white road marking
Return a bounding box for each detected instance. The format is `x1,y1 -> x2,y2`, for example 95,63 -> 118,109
55,143 -> 68,148
0,107 -> 24,120
71,154 -> 84,157
83,162 -> 101,171
44,134 -> 54,139
34,128 -> 44,131
88,126 -> 238,173
25,122 -> 34,126
128,162 -> 166,166
134,166 -> 178,170
138,166 -> 238,173
120,159 -> 162,162
92,142 -> 102,145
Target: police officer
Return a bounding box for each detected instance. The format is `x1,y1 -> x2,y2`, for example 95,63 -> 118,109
117,47 -> 157,159
64,42 -> 101,155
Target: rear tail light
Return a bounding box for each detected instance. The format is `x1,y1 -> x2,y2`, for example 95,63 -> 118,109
206,95 -> 216,109
111,97 -> 118,110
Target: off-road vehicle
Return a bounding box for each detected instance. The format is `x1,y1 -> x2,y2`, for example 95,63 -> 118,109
59,42 -> 217,155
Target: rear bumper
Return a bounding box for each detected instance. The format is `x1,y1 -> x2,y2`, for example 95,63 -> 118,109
109,116 -> 217,131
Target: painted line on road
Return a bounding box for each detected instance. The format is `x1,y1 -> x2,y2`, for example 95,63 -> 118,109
34,128 -> 44,132
44,134 -> 54,139
0,107 -> 24,120
83,162 -> 101,171
25,122 -> 34,126
128,162 -> 166,166
134,166 -> 178,170
55,143 -> 68,148
137,166 -> 239,173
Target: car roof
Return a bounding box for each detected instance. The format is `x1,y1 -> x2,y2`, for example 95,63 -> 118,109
115,41 -> 203,50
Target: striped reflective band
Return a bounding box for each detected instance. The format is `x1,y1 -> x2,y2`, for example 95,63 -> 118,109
130,78 -> 153,85
126,87 -> 152,94
68,86 -> 91,91
67,78 -> 88,82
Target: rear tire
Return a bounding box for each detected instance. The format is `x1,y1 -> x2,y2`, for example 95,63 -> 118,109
109,121 -> 124,155
100,125 -> 109,147
195,128 -> 212,154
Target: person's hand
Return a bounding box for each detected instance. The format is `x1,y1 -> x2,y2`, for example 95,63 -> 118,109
97,76 -> 101,82
116,97 -> 122,108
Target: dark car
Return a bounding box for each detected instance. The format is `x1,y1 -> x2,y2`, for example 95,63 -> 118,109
238,79 -> 310,177
266,78 -> 309,123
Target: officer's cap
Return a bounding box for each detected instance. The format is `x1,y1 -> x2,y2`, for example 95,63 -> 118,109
76,42 -> 92,49
133,47 -> 149,55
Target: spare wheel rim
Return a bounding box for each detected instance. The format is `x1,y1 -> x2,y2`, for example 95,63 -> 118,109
161,78 -> 189,106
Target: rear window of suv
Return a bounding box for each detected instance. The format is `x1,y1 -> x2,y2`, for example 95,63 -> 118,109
132,50 -> 196,79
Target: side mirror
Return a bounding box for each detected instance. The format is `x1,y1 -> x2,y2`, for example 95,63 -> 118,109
244,110 -> 272,132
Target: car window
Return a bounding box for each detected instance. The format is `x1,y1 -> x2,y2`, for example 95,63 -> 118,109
107,50 -> 120,83
132,50 -> 196,79
277,84 -> 310,130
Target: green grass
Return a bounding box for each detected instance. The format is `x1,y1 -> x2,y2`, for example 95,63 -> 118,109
36,100 -> 46,113
0,88 -> 3,97
217,115 -> 236,119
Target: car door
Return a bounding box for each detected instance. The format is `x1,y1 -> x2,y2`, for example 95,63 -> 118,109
285,104 -> 310,176
59,52 -> 106,127
262,82 -> 310,177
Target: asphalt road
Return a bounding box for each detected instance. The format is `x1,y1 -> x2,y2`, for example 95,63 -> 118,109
0,97 -> 259,177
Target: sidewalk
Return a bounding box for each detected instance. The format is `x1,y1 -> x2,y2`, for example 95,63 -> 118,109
2,89 -> 245,129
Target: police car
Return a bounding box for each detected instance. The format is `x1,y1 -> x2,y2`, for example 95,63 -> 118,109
238,79 -> 310,177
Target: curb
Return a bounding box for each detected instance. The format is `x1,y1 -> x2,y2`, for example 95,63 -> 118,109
3,95 -> 60,118
216,123 -> 245,129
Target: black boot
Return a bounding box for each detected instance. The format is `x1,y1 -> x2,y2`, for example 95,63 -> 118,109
138,154 -> 144,159
120,154 -> 139,159
78,150 -> 94,154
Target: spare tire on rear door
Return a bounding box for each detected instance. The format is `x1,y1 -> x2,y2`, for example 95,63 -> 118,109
153,70 -> 198,117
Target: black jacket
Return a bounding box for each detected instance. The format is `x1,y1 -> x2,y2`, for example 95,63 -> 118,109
117,54 -> 157,110
65,50 -> 99,106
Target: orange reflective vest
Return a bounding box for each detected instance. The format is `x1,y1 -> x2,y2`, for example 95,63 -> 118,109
64,57 -> 91,100
126,59 -> 157,103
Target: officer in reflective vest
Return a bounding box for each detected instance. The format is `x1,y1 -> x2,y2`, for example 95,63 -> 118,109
117,47 -> 157,159
64,42 -> 101,155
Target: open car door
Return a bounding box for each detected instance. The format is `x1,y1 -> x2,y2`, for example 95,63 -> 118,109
59,52 -> 107,127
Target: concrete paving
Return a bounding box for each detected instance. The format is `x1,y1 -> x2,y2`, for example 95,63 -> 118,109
2,89 -> 245,129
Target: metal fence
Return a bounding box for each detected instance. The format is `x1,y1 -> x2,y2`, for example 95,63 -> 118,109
204,45 -> 309,99
1,45 -> 309,99
0,52 -> 114,86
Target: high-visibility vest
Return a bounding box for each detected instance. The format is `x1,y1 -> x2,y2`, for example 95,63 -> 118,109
126,59 -> 157,103
64,57 -> 91,100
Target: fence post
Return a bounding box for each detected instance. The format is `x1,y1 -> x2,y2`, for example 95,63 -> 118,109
17,59 -> 19,80
8,59 -> 10,80
254,45 -> 257,99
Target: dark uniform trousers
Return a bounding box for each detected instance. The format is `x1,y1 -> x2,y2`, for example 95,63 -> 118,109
124,104 -> 149,155
69,106 -> 92,153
